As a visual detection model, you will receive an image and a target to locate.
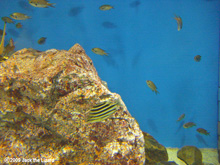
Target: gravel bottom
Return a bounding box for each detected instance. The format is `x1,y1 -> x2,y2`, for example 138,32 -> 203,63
166,148 -> 219,165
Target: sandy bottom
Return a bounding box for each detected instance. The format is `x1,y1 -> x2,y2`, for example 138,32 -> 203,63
166,148 -> 219,165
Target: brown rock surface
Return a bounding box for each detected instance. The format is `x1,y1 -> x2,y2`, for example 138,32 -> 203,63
0,44 -> 145,164
177,145 -> 203,165
143,131 -> 168,164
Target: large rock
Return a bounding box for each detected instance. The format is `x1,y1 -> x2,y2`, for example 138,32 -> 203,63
143,131 -> 168,164
0,44 -> 145,164
177,146 -> 202,165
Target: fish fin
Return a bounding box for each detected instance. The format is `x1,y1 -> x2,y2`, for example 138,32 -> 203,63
49,3 -> 56,8
174,14 -> 179,19
103,52 -> 108,56
0,22 -> 6,55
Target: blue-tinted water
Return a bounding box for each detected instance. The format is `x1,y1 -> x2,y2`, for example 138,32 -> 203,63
0,0 -> 219,148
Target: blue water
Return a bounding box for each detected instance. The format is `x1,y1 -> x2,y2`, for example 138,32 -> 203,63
0,0 -> 219,148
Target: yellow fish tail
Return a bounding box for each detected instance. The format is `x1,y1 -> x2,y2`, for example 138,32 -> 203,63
0,22 -> 6,55
49,3 -> 56,8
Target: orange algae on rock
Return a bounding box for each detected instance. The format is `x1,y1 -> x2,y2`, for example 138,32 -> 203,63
0,44 -> 145,164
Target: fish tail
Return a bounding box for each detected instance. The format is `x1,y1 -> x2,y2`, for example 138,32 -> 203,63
49,3 -> 56,8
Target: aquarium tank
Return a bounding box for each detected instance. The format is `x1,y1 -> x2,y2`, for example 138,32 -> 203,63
0,0 -> 219,164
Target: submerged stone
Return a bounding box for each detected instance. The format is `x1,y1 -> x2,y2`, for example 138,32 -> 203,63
0,44 -> 145,164
177,145 -> 202,165
143,131 -> 168,164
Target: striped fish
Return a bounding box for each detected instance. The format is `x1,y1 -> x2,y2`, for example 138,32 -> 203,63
87,100 -> 119,123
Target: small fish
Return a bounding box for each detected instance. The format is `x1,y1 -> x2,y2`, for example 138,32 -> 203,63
194,55 -> 201,62
4,44 -> 15,55
10,13 -> 31,20
9,38 -> 14,47
29,0 -> 56,8
87,100 -> 120,123
38,37 -> 47,45
0,22 -> 6,55
146,80 -> 159,94
16,23 -> 23,28
1,17 -> 14,24
177,114 -> 185,122
183,122 -> 196,128
4,38 -> 15,55
0,29 -> 7,36
174,14 -> 182,31
92,48 -> 108,56
196,128 -> 210,136
99,5 -> 114,11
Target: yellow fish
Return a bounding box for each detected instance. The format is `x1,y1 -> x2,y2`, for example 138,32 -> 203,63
0,22 -> 6,55
10,13 -> 31,20
92,48 -> 108,56
1,17 -> 14,24
16,23 -> 22,28
9,38 -> 14,47
196,128 -> 210,136
194,55 -> 201,62
4,38 -> 15,55
177,114 -> 185,122
87,100 -> 120,123
174,14 -> 182,31
146,80 -> 159,94
38,37 -> 47,45
99,5 -> 114,11
183,122 -> 196,128
29,0 -> 56,8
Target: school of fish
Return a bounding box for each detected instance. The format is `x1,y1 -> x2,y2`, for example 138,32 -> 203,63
0,1 -> 211,147
176,114 -> 210,136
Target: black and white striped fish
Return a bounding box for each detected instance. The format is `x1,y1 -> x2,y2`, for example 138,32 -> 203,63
87,100 -> 120,123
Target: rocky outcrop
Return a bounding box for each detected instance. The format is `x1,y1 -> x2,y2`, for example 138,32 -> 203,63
0,44 -> 145,164
177,146 -> 203,165
143,131 -> 168,164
